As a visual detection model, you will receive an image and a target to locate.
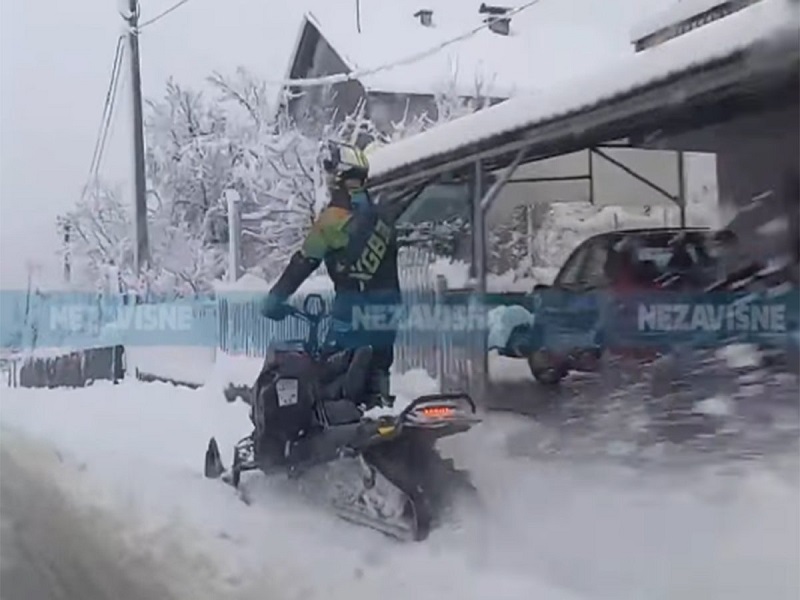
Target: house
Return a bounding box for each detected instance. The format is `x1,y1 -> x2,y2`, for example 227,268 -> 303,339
280,0 -> 648,138
280,1 -> 702,231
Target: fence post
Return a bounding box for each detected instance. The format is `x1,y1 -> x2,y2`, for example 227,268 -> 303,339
434,274 -> 447,393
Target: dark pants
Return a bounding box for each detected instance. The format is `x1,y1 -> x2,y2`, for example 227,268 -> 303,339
324,319 -> 396,395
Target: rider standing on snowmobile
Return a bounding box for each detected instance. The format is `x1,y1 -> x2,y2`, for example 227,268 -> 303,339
260,141 -> 401,407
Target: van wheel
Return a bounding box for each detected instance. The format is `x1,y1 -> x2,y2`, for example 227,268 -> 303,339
531,367 -> 567,385
528,360 -> 567,385
527,351 -> 567,385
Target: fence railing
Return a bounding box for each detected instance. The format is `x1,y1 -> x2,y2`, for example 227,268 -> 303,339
6,248 -> 482,392
217,247 -> 480,391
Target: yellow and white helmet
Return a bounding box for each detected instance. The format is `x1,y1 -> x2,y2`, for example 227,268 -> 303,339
320,140 -> 369,184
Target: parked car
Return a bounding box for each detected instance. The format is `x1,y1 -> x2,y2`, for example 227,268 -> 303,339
498,227 -> 729,385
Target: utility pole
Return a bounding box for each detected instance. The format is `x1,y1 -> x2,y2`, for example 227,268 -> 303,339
125,0 -> 150,274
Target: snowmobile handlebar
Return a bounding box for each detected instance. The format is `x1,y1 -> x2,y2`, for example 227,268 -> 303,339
269,294 -> 328,355
281,305 -> 322,324
273,293 -> 328,324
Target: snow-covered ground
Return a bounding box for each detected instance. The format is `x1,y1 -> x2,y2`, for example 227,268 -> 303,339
1,372 -> 798,600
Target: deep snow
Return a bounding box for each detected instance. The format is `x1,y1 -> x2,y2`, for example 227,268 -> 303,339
1,375 -> 798,600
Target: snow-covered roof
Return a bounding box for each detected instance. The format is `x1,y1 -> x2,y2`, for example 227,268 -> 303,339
367,0 -> 798,187
289,0 -> 650,98
629,0 -> 757,43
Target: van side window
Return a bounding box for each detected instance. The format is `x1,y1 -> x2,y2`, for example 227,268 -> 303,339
554,246 -> 588,289
579,240 -> 611,289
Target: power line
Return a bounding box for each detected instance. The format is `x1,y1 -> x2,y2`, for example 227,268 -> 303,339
82,35 -> 126,199
137,0 -> 193,30
85,35 -> 123,184
132,0 -> 542,89
95,40 -> 125,183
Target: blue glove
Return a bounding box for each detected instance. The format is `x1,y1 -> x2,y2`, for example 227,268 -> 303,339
260,294 -> 292,320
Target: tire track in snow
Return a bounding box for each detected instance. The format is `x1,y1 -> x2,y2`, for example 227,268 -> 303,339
0,430 -> 271,600
0,433 -> 179,600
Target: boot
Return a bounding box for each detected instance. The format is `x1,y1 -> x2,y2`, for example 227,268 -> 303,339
363,370 -> 394,409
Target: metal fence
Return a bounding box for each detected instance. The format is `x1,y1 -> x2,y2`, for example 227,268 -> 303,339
6,251 -> 480,391
217,247 -> 479,391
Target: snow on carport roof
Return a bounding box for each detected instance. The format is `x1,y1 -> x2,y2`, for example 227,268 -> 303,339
367,0 -> 799,188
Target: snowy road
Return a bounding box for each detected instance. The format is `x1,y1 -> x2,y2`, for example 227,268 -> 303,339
0,373 -> 798,600
0,433 -> 177,600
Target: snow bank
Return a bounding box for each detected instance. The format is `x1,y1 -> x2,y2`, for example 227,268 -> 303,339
18,347 -> 82,360
125,346 -> 216,386
0,381 -> 582,600
2,380 -> 796,600
204,351 -> 264,393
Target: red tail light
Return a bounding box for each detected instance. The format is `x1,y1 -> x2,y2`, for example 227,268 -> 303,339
420,406 -> 455,418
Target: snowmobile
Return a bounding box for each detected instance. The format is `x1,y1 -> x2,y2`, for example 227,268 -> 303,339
204,293 -> 480,542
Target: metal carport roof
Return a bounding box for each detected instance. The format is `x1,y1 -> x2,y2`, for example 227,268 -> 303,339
367,0 -> 799,192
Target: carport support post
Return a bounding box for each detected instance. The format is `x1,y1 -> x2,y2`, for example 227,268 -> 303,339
470,148 -> 527,398
471,161 -> 487,293
470,160 -> 489,398
678,151 -> 687,227
435,274 -> 448,393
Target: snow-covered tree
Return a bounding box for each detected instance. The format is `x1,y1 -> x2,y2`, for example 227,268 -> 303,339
62,68 -> 497,294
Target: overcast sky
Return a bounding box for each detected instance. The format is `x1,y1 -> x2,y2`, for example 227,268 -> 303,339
0,0 -> 305,288
0,0 -> 667,289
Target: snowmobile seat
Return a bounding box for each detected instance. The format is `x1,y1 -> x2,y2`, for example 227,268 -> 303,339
321,399 -> 363,426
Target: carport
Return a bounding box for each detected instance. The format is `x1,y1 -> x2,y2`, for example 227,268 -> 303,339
368,0 -> 799,393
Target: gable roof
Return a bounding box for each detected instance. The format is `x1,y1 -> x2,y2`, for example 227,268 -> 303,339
284,0 -> 666,98
283,12 -> 355,83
